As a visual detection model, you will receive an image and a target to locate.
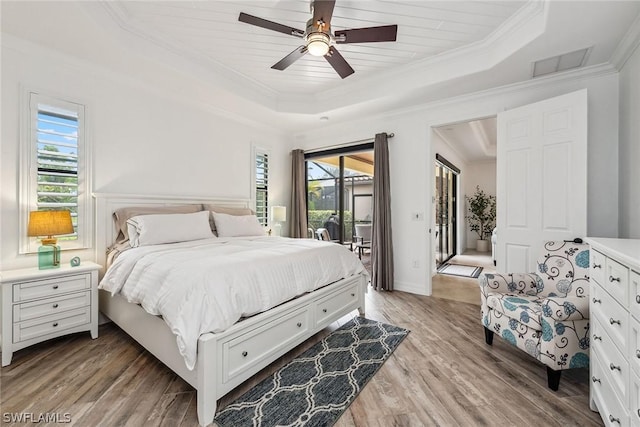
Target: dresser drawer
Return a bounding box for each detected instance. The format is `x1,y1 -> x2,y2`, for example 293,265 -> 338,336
592,249 -> 607,285
631,270 -> 640,322
631,316 -> 640,378
592,353 -> 630,427
592,282 -> 629,355
631,371 -> 640,427
13,274 -> 90,302
13,307 -> 91,343
606,257 -> 630,306
593,323 -> 630,405
13,291 -> 90,322
315,281 -> 359,327
223,307 -> 310,383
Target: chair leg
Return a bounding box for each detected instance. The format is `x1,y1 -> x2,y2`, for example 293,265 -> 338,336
546,367 -> 562,391
484,327 -> 494,345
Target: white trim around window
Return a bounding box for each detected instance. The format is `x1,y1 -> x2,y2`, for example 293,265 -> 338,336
19,89 -> 93,254
251,144 -> 270,227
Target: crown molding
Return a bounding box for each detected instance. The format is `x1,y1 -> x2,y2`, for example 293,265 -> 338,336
610,12 -> 640,70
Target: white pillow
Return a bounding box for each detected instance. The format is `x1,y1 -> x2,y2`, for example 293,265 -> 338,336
126,211 -> 214,247
212,212 -> 265,237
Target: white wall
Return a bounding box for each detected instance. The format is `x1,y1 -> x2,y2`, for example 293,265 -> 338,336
619,43 -> 640,238
0,40 -> 291,270
294,72 -> 619,295
463,161 -> 497,250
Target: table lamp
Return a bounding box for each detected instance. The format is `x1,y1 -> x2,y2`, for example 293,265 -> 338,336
27,210 -> 74,269
271,206 -> 286,237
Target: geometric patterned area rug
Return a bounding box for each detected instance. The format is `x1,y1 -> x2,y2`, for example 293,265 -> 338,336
214,317 -> 409,427
437,262 -> 483,278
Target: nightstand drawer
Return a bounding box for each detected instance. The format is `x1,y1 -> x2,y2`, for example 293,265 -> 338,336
13,274 -> 90,302
13,291 -> 91,322
13,307 -> 91,343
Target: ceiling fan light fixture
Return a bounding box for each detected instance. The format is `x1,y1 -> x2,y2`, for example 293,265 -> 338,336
306,32 -> 330,56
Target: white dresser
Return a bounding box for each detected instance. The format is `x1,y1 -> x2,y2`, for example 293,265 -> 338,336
1,262 -> 100,366
587,238 -> 640,427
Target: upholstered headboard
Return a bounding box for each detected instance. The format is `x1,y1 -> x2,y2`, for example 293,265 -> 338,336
93,193 -> 251,274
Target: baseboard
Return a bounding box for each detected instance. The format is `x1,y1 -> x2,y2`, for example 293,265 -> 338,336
393,280 -> 428,296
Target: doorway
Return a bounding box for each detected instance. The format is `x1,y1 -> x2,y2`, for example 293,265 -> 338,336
434,154 -> 459,267
305,144 -> 374,245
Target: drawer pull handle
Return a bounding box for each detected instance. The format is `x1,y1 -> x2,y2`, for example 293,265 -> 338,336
322,308 -> 327,313
53,303 -> 59,309
242,351 -> 248,357
636,295 -> 640,304
609,318 -> 621,325
636,350 -> 640,359
296,322 -> 302,328
53,285 -> 59,290
609,415 -> 620,424
591,376 -> 601,383
609,363 -> 621,371
637,409 -> 640,418
52,322 -> 59,327
609,276 -> 620,283
351,293 -> 355,297
592,263 -> 601,269
592,298 -> 601,304
592,334 -> 602,341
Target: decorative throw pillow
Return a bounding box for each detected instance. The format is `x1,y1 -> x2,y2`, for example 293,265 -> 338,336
212,212 -> 265,237
203,204 -> 254,236
127,211 -> 213,247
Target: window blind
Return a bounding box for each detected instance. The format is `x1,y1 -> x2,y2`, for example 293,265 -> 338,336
35,106 -> 79,240
255,151 -> 269,226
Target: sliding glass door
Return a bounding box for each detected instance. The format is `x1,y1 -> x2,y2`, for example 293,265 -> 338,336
435,155 -> 459,267
305,145 -> 374,244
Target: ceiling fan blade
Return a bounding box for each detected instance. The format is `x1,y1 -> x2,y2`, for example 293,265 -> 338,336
312,0 -> 336,27
324,46 -> 354,79
272,46 -> 308,70
238,12 -> 304,37
335,25 -> 398,43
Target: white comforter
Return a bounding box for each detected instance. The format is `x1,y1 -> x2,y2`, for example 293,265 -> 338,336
99,236 -> 367,370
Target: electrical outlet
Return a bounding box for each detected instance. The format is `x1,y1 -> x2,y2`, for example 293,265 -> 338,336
412,260 -> 419,268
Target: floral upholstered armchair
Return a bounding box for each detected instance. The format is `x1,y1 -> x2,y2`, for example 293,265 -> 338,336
479,240 -> 590,390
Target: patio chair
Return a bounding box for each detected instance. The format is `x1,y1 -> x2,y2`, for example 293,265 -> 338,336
479,240 -> 590,391
316,228 -> 339,243
353,223 -> 372,259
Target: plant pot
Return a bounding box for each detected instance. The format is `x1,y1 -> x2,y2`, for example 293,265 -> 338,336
476,239 -> 490,252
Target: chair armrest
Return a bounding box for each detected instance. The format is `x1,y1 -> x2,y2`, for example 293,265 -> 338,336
541,296 -> 589,321
479,273 -> 543,296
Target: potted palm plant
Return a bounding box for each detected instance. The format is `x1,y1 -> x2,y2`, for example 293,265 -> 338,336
465,185 -> 496,252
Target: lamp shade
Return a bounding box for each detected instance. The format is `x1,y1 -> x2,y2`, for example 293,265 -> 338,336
271,206 -> 286,223
27,210 -> 74,237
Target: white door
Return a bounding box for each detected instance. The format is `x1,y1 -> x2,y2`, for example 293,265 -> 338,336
496,89 -> 587,273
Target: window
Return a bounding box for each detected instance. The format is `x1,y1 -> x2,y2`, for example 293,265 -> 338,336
20,92 -> 91,253
254,148 -> 269,226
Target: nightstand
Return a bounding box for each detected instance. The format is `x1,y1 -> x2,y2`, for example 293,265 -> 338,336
1,261 -> 100,367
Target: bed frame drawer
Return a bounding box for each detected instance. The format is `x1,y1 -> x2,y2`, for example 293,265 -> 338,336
223,307 -> 311,383
315,281 -> 359,327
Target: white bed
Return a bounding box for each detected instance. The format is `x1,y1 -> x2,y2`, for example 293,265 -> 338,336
93,193 -> 368,426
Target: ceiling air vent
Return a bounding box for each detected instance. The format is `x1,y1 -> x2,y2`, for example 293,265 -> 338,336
531,47 -> 591,78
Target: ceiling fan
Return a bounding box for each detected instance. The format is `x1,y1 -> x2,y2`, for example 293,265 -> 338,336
238,0 -> 398,79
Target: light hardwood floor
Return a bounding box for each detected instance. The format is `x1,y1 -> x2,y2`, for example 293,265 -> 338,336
0,281 -> 602,426
432,250 -> 495,306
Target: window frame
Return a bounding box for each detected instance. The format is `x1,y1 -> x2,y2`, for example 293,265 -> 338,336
251,144 -> 270,227
19,90 -> 92,254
